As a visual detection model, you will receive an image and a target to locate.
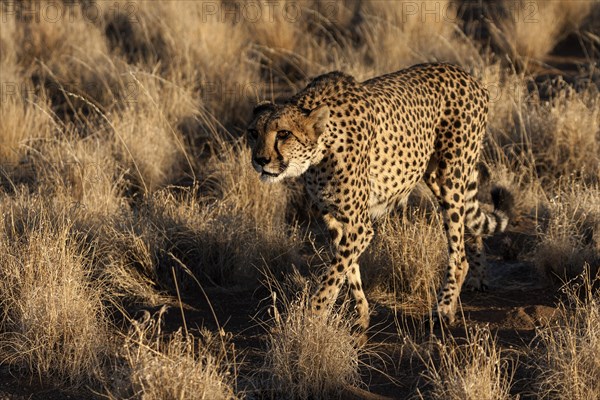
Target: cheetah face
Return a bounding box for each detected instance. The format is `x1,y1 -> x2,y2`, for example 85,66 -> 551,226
247,102 -> 329,183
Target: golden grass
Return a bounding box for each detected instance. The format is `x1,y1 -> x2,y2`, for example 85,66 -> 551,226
534,270 -> 600,400
364,204 -> 447,313
0,192 -> 111,386
419,326 -> 515,400
107,307 -> 238,400
521,85 -> 599,184
110,75 -> 192,192
361,0 -> 480,72
261,272 -> 361,399
491,0 -> 594,63
0,0 -> 599,397
0,90 -> 53,166
535,184 -> 600,282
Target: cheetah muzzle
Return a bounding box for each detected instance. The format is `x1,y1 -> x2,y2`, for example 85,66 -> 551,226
246,63 -> 512,334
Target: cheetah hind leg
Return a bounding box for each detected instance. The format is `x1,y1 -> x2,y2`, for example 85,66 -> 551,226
464,235 -> 490,291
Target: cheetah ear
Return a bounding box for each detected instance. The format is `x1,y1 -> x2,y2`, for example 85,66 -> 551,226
306,105 -> 330,141
253,101 -> 276,116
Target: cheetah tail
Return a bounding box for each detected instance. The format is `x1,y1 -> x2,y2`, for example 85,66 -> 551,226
491,186 -> 514,216
466,186 -> 513,237
489,186 -> 514,234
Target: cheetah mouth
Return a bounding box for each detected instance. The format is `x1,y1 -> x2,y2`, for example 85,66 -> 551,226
253,159 -> 289,183
259,166 -> 288,183
259,170 -> 284,183
261,170 -> 280,178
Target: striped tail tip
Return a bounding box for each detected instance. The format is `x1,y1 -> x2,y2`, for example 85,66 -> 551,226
491,186 -> 514,214
491,186 -> 513,233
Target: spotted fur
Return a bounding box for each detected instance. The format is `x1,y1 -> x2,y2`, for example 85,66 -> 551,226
247,63 -> 512,328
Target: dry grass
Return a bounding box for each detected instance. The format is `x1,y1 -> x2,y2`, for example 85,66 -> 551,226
107,307 -> 238,400
0,0 -> 599,397
360,0 -> 480,72
0,90 -> 53,166
535,184 -> 600,282
483,70 -> 599,188
491,0 -> 594,63
534,270 -> 600,400
261,272 -> 361,399
364,203 -> 447,313
521,84 -> 599,184
110,73 -> 193,192
418,326 -> 516,400
0,192 -> 112,387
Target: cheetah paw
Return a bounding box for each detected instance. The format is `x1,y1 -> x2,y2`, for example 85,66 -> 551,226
464,277 -> 489,292
429,303 -> 456,327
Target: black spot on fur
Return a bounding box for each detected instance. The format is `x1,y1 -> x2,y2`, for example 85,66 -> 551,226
451,212 -> 459,223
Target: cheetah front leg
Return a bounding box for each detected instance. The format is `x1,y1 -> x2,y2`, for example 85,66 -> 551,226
346,263 -> 369,331
311,213 -> 373,332
434,178 -> 470,325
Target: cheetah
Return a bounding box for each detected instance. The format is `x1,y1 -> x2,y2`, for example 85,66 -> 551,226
246,63 -> 512,329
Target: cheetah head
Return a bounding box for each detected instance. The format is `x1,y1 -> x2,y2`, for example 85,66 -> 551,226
247,101 -> 329,183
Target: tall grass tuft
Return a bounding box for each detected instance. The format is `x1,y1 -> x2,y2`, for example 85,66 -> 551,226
0,192 -> 112,387
261,272 -> 361,399
534,270 -> 600,400
364,204 -> 447,313
535,184 -> 600,282
419,326 -> 516,400
108,307 -> 238,400
490,0 -> 594,63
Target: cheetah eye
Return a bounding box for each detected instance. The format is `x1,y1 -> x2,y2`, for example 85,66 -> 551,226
277,130 -> 292,140
248,129 -> 259,140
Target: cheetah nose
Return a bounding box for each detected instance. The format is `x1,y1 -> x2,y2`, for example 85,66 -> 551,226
254,156 -> 270,167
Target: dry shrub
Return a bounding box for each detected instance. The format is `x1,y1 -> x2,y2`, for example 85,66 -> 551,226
194,139 -> 302,284
111,73 -> 196,192
244,0 -> 304,52
238,0 -> 482,95
523,84 -> 599,183
419,326 -> 515,400
0,8 -> 20,79
7,1 -> 129,115
179,12 -> 259,126
0,11 -> 55,167
485,75 -> 598,204
491,0 -> 594,62
2,0 -> 599,397
241,0 -> 336,84
97,222 -> 170,307
0,192 -> 111,387
262,274 -> 361,399
364,204 -> 447,313
129,152 -> 301,289
85,139 -> 300,295
204,140 -> 290,227
0,89 -> 54,168
101,0 -> 171,66
57,138 -> 127,215
535,184 -> 600,282
25,134 -> 128,216
478,64 -> 545,213
534,270 -> 600,400
480,63 -> 530,134
109,307 -> 238,400
356,0 -> 480,75
105,1 -> 262,127
480,66 -> 599,220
